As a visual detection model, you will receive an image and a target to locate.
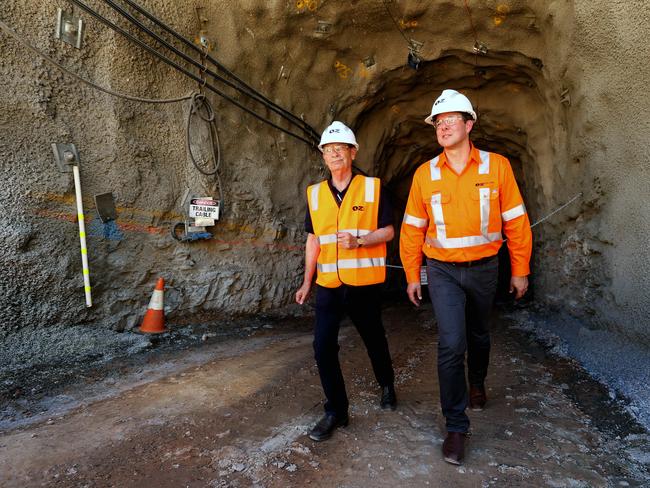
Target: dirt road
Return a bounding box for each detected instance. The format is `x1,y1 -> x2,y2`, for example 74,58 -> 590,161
1,304 -> 649,487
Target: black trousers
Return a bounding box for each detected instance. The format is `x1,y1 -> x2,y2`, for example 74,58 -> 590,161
314,284 -> 395,417
426,256 -> 498,433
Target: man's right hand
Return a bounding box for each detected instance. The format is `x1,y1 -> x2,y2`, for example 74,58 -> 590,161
295,283 -> 312,305
406,282 -> 422,307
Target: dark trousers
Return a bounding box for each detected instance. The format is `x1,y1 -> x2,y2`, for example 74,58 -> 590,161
314,284 -> 395,417
426,256 -> 498,433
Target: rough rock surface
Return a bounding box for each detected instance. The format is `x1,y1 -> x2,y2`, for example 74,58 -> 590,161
0,1 -> 648,345
1,305 -> 649,487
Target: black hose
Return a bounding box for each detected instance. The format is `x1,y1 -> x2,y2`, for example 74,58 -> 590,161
102,0 -> 319,141
186,93 -> 220,176
118,0 -> 320,141
67,0 -> 318,147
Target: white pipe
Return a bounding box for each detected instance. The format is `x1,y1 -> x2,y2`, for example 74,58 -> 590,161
72,164 -> 92,307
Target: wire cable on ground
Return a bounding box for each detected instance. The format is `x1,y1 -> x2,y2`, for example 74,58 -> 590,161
101,0 -> 319,142
0,18 -> 191,104
66,0 -> 317,147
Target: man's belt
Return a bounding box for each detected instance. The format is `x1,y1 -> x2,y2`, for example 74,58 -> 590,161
428,254 -> 497,268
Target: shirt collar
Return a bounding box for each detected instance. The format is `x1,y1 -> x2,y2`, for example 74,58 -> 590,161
436,143 -> 480,168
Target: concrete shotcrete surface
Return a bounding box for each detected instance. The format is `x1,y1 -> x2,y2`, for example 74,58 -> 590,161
1,0 -> 650,485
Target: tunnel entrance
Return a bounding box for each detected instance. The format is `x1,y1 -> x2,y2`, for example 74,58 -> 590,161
336,52 -> 550,299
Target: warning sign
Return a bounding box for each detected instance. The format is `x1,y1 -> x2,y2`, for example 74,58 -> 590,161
190,198 -> 219,220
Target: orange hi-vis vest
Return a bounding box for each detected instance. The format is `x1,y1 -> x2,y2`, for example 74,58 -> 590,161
400,145 -> 532,284
307,175 -> 386,288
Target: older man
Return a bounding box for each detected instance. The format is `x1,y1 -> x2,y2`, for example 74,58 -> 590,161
296,121 -> 397,442
400,90 -> 532,464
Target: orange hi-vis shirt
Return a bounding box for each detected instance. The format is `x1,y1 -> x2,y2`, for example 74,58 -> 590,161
399,145 -> 532,284
308,175 -> 386,288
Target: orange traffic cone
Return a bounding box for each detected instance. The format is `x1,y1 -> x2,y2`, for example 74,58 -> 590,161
139,277 -> 166,333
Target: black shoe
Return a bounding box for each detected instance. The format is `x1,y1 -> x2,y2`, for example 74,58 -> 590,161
308,413 -> 349,442
442,431 -> 468,465
380,385 -> 397,410
469,385 -> 487,411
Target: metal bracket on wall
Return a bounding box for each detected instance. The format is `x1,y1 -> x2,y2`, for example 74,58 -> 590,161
55,8 -> 84,49
94,193 -> 117,223
315,21 -> 332,35
51,143 -> 80,173
473,41 -> 489,55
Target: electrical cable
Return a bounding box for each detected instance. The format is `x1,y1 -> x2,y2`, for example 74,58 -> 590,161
186,92 -> 220,176
0,18 -> 192,104
381,0 -> 411,46
101,0 -> 319,142
118,0 -> 320,142
67,0 -> 318,147
462,0 -> 479,44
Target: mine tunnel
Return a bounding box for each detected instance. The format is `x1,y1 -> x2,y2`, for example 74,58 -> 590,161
340,51 -> 548,299
1,1 -> 649,486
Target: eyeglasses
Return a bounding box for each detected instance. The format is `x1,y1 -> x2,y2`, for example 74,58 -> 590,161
322,144 -> 350,154
433,115 -> 464,129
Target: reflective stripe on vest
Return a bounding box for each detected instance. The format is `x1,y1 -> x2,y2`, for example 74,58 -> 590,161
318,228 -> 372,245
338,257 -> 386,269
307,176 -> 386,287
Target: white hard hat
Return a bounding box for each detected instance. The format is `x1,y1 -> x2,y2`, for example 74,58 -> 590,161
318,121 -> 359,152
424,89 -> 477,125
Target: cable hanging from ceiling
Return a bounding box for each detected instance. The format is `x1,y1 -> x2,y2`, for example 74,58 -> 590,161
115,0 -> 320,142
101,0 -> 319,143
66,0 -> 319,147
381,0 -> 422,70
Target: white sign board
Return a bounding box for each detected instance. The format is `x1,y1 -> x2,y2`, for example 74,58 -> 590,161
190,198 -> 219,222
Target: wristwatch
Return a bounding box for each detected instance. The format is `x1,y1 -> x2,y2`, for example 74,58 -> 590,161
357,237 -> 364,248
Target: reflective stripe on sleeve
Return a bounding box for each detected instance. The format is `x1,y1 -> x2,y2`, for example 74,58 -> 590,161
364,177 -> 375,203
403,213 -> 428,228
429,156 -> 441,181
478,150 -> 490,174
310,183 -> 321,211
317,263 -> 338,273
338,257 -> 386,269
502,204 -> 526,221
318,234 -> 337,245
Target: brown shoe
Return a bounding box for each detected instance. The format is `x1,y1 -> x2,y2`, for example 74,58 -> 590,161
442,432 -> 467,465
469,385 -> 487,411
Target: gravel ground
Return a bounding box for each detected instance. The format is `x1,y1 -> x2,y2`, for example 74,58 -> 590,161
504,304 -> 650,430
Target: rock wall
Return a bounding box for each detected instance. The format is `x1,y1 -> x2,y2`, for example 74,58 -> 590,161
1,1 -> 648,343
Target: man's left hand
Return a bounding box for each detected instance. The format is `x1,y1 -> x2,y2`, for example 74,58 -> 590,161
510,275 -> 529,300
337,232 -> 358,249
